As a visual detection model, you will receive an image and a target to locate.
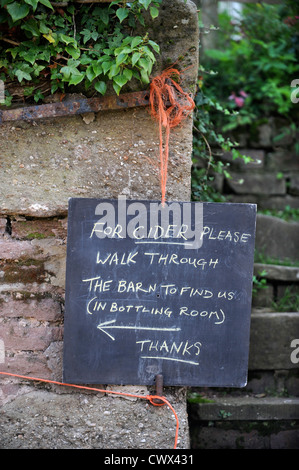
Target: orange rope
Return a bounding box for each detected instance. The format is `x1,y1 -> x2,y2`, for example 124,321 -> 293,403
149,67 -> 195,205
0,371 -> 179,449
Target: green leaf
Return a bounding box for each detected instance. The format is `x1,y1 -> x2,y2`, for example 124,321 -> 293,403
94,80 -> 107,95
34,89 -> 44,102
24,0 -> 39,12
23,86 -> 35,96
132,52 -> 141,67
38,0 -> 53,10
122,36 -> 132,46
123,68 -> 133,81
39,21 -> 50,35
150,7 -> 159,19
80,29 -> 92,44
114,46 -> 131,55
115,53 -> 128,66
140,68 -> 150,84
99,8 -> 109,26
139,0 -> 152,10
21,18 -> 40,37
138,57 -> 151,72
79,54 -> 92,65
108,63 -> 120,79
93,62 -> 103,77
60,34 -> 76,46
19,48 -> 37,65
32,64 -> 45,76
131,36 -> 143,49
86,65 -> 96,82
113,82 -> 121,96
80,28 -> 98,45
102,60 -> 113,75
7,2 -> 30,22
113,73 -> 128,88
116,7 -> 129,23
60,66 -> 72,79
60,61 -> 81,80
15,68 -> 32,82
143,46 -> 155,62
66,46 -> 80,60
148,40 -> 160,54
69,73 -> 84,86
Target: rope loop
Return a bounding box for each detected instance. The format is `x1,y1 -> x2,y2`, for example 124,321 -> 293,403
146,394 -> 167,407
149,66 -> 195,205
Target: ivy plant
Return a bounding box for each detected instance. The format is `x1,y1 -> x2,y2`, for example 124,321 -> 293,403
0,0 -> 162,105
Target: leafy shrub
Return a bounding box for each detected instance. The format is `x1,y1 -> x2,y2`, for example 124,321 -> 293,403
0,0 -> 161,105
191,2 -> 299,202
202,2 -> 299,131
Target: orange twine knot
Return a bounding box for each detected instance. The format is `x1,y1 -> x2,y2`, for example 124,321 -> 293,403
149,67 -> 195,205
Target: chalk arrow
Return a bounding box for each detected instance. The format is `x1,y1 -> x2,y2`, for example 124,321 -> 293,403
97,319 -> 181,341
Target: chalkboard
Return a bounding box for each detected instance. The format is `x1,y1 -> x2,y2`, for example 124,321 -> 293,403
63,198 -> 256,387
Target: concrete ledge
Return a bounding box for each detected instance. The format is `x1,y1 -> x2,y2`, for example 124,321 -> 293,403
249,312 -> 299,370
189,396 -> 299,421
254,263 -> 299,282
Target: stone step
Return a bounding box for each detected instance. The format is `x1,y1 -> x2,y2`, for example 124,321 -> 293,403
249,312 -> 299,370
255,214 -> 299,263
189,395 -> 299,421
254,263 -> 299,282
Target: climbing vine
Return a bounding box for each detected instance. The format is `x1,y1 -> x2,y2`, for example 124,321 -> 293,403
0,0 -> 162,105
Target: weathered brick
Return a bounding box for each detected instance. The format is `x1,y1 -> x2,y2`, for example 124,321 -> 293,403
0,259 -> 46,284
31,239 -> 67,288
0,218 -> 7,235
10,217 -> 67,241
252,283 -> 274,308
250,122 -> 273,148
0,239 -> 36,260
266,149 -> 299,171
0,296 -> 62,321
257,195 -> 299,211
289,174 -> 299,196
226,173 -> 286,196
270,430 -> 299,449
0,320 -> 63,351
190,426 -> 268,449
0,352 -> 51,378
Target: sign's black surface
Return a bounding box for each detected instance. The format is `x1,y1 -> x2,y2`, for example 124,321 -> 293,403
63,198 -> 256,387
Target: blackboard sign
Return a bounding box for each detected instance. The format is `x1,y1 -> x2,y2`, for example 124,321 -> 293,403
63,198 -> 256,387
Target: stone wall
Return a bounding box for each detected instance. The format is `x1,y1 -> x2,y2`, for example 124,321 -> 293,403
220,117 -> 299,211
220,118 -> 299,307
189,118 -> 299,448
0,0 -> 199,450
